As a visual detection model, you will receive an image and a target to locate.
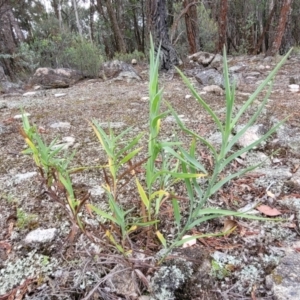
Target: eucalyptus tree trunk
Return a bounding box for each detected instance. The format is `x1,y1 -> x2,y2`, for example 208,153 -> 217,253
148,0 -> 179,70
89,0 -> 95,42
217,0 -> 228,52
103,0 -> 127,53
58,0 -> 63,30
0,3 -> 23,80
183,0 -> 199,54
252,3 -> 276,54
266,0 -> 293,56
279,0 -> 293,54
72,0 -> 83,38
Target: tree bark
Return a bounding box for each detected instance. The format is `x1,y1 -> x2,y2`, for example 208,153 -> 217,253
183,0 -> 199,54
0,3 -> 22,80
266,0 -> 292,56
149,0 -> 180,70
103,0 -> 127,53
89,0 -> 95,42
279,0 -> 293,54
252,4 -> 276,54
217,0 -> 228,52
72,0 -> 83,38
51,0 -> 59,19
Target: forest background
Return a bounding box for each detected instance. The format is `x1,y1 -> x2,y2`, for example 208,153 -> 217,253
0,0 -> 298,82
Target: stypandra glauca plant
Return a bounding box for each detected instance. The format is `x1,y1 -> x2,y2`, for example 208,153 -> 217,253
156,47 -> 292,263
88,122 -> 159,255
88,35 -> 205,255
20,114 -> 88,238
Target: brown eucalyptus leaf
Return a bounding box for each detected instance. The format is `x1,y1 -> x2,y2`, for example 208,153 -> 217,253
256,205 -> 281,216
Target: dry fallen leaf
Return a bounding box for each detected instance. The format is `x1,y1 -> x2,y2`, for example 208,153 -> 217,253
223,219 -> 237,236
182,235 -> 197,248
256,205 -> 282,216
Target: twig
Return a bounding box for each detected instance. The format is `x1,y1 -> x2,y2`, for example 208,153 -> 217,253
81,267 -> 131,300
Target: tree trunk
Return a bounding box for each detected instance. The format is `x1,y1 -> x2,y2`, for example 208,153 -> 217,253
266,0 -> 292,56
149,0 -> 179,70
72,0 -> 83,38
217,0 -> 228,52
51,0 -> 59,19
58,0 -> 63,30
252,4 -> 276,54
0,3 -> 22,80
103,0 -> 127,53
279,0 -> 293,54
89,0 -> 95,42
183,0 -> 199,54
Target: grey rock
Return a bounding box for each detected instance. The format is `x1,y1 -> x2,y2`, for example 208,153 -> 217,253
195,68 -> 223,86
229,65 -> 246,73
275,124 -> 300,154
266,249 -> 300,300
30,67 -> 84,89
99,60 -> 141,81
250,167 -> 292,181
244,151 -> 271,167
24,228 -> 57,244
195,68 -> 241,88
115,70 -> 141,82
150,262 -> 192,300
50,121 -> 71,129
14,172 -> 37,183
203,85 -> 223,95
188,51 -> 215,65
235,124 -> 266,148
209,54 -> 223,69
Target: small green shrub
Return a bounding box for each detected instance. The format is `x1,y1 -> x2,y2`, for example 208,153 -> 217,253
17,43 -> 40,72
63,40 -> 104,77
113,49 -> 145,63
20,33 -> 103,77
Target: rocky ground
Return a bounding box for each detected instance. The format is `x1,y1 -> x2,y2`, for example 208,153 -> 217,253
1,53 -> 300,300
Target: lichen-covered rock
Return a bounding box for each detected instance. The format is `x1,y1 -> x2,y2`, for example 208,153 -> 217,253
188,51 -> 215,66
203,84 -> 224,95
99,60 -> 141,81
0,250 -> 59,295
24,228 -> 57,244
235,124 -> 267,148
195,68 -> 223,86
266,249 -> 300,300
30,67 -> 84,89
